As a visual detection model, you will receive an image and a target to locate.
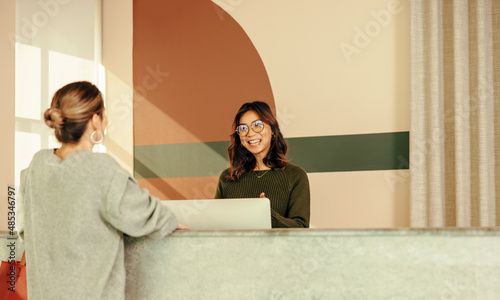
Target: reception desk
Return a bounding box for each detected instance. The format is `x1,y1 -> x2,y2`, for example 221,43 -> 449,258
2,229 -> 500,299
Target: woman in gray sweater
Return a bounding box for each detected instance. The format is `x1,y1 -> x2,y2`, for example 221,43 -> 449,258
17,81 -> 187,299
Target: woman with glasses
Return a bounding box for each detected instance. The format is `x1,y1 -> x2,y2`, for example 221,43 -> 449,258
214,101 -> 310,228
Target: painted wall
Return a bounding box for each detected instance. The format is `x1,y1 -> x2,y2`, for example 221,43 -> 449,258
3,0 -> 409,230
0,0 -> 16,231
133,0 -> 411,228
221,0 -> 411,228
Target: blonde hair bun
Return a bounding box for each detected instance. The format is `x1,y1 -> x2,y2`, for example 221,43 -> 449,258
44,108 -> 64,129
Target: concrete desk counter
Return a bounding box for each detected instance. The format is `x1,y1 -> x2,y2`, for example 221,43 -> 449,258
2,229 -> 500,299
123,228 -> 500,299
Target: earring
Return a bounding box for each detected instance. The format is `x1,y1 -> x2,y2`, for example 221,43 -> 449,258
90,130 -> 103,144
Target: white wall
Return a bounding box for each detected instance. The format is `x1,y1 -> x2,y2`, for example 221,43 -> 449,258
14,0 -> 101,189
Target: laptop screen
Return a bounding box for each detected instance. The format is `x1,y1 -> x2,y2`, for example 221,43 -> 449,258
162,198 -> 271,230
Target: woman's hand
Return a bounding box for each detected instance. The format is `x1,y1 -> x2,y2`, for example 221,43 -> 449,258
177,222 -> 190,230
260,192 -> 266,198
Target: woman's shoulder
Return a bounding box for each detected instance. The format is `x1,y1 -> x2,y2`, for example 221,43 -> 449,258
218,168 -> 230,180
84,151 -> 117,163
24,149 -> 58,170
282,163 -> 308,182
32,148 -> 54,161
81,151 -> 123,169
30,149 -> 118,167
283,163 -> 307,175
21,149 -> 53,176
68,150 -> 129,178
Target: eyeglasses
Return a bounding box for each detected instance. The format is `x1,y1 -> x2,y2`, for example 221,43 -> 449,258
236,120 -> 264,137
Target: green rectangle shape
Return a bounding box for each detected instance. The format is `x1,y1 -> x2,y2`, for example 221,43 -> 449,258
134,141 -> 230,179
286,132 -> 409,172
134,132 -> 409,178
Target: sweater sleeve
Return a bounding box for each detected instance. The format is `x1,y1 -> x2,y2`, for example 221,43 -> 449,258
102,168 -> 179,239
271,166 -> 310,228
214,169 -> 228,199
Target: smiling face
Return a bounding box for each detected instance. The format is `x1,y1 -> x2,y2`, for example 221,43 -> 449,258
238,110 -> 273,164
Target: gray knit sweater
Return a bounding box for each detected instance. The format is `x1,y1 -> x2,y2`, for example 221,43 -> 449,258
17,149 -> 178,299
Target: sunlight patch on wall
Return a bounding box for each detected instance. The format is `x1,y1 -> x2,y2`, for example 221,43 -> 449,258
15,43 -> 41,120
48,50 -> 96,99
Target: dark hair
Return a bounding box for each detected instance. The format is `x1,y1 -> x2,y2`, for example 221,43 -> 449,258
44,81 -> 104,143
226,101 -> 288,181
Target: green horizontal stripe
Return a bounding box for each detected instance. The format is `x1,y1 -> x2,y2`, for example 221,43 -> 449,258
134,132 -> 409,178
134,141 -> 229,179
286,132 -> 409,172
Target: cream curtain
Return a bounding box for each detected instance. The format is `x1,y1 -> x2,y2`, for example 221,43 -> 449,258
410,0 -> 500,227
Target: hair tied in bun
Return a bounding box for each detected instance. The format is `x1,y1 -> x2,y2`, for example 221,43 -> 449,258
44,108 -> 64,129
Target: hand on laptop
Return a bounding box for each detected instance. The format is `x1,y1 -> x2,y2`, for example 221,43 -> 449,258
260,192 -> 265,198
177,222 -> 190,230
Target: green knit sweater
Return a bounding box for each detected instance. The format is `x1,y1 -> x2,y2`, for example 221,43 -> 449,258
214,163 -> 310,228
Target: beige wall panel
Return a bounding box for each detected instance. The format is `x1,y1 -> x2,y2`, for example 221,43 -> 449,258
103,0 -> 134,173
309,170 -> 410,228
216,0 -> 410,138
0,0 -> 16,231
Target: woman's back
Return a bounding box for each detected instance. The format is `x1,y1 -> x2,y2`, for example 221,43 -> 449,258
19,149 -> 178,299
18,81 -> 183,299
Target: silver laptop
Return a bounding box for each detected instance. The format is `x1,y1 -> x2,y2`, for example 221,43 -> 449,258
162,198 -> 271,230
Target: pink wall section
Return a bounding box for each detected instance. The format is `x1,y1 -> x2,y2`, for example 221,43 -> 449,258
133,0 -> 275,146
